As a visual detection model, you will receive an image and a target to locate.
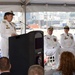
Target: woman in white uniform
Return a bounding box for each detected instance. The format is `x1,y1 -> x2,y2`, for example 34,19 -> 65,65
0,11 -> 16,58
60,26 -> 75,55
44,26 -> 61,69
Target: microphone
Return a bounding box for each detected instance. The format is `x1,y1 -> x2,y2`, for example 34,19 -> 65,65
19,21 -> 30,29
19,21 -> 25,24
19,21 -> 22,23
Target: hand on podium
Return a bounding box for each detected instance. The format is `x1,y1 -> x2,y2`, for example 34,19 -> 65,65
11,33 -> 17,36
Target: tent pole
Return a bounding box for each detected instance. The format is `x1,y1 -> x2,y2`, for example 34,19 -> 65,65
21,0 -> 27,34
25,1 -> 26,34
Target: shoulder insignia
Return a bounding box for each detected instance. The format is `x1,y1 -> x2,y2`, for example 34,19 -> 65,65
70,36 -> 73,39
47,37 -> 50,39
53,38 -> 57,42
6,25 -> 10,29
2,21 -> 6,23
11,22 -> 15,25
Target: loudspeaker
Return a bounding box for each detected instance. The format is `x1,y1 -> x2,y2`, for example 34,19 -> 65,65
9,31 -> 44,75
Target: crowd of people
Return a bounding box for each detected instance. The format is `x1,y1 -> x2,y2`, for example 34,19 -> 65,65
0,11 -> 44,75
0,57 -> 44,75
45,51 -> 75,75
0,52 -> 75,75
0,11 -> 75,75
44,26 -> 75,69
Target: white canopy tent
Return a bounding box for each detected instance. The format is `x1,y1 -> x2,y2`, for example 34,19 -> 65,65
0,0 -> 75,33
0,0 -> 21,12
26,0 -> 75,12
0,0 -> 75,12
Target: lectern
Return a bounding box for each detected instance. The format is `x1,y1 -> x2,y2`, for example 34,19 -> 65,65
9,31 -> 44,75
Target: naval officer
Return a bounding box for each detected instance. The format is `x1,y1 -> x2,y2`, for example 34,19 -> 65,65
0,11 -> 16,57
44,26 -> 61,68
60,26 -> 75,55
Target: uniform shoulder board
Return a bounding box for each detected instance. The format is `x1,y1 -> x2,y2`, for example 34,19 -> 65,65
61,34 -> 64,36
53,35 -> 56,37
69,33 -> 72,35
11,22 -> 15,24
2,21 -> 6,23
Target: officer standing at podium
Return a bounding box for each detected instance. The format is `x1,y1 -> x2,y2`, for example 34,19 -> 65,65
44,26 -> 61,68
0,11 -> 16,58
60,26 -> 75,55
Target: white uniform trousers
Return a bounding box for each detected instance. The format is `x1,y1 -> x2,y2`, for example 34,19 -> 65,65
1,37 -> 9,58
45,47 -> 60,69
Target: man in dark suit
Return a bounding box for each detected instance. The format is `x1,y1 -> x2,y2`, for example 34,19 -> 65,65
0,57 -> 11,75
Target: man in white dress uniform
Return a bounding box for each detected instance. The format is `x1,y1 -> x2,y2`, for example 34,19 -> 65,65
60,26 -> 75,55
44,26 -> 61,69
0,11 -> 16,58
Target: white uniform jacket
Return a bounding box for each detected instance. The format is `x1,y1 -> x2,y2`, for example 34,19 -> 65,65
0,20 -> 16,57
44,34 -> 61,68
44,34 -> 61,56
60,33 -> 75,55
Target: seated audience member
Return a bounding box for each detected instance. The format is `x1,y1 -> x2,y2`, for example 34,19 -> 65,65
53,51 -> 75,75
28,65 -> 44,75
0,57 -> 11,75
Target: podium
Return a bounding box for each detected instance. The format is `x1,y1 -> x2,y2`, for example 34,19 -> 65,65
9,31 -> 44,75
